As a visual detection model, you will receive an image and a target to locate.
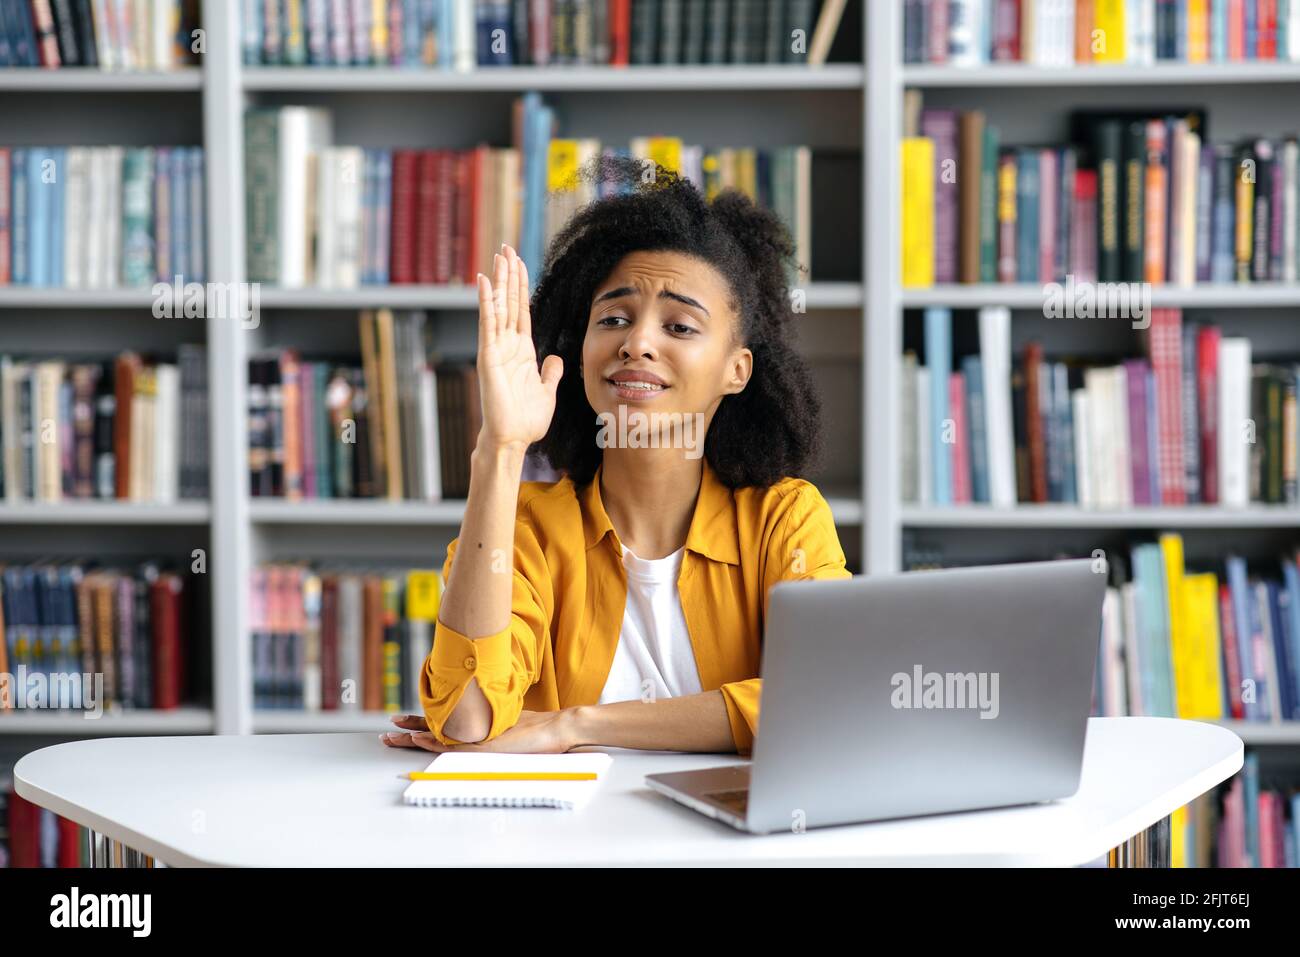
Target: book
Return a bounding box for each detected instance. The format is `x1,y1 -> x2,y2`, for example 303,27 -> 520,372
401,753 -> 614,808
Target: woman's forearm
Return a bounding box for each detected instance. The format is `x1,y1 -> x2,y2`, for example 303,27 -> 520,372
569,690 -> 738,753
437,437 -> 527,742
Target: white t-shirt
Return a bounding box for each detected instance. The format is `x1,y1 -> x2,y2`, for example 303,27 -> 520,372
596,543 -> 704,705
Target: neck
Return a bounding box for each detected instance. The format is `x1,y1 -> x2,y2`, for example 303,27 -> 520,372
599,448 -> 704,560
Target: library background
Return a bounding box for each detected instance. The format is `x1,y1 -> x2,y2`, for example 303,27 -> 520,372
0,0 -> 1296,868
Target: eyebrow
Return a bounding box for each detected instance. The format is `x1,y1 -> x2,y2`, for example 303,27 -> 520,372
592,286 -> 711,318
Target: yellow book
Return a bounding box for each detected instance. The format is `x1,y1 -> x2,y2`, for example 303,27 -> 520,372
405,570 -> 441,623
901,137 -> 935,289
1171,804 -> 1188,868
1235,163 -> 1254,281
1159,533 -> 1186,717
1187,0 -> 1208,62
1092,0 -> 1127,62
371,0 -> 389,63
630,136 -> 684,179
1178,572 -> 1227,719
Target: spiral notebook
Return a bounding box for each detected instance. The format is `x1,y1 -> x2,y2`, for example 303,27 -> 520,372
402,753 -> 614,809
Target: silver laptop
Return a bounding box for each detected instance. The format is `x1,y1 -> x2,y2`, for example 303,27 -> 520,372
645,558 -> 1106,833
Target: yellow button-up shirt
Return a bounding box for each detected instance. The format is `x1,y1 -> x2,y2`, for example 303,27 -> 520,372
419,459 -> 851,754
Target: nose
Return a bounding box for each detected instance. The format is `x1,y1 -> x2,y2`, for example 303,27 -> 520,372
618,321 -> 659,362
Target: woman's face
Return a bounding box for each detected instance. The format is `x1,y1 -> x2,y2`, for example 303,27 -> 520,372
581,250 -> 753,432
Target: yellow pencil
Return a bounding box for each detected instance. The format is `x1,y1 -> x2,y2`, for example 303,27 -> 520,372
397,772 -> 598,781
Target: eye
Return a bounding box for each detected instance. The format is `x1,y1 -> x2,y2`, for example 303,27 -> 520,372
596,315 -> 629,327
667,322 -> 698,336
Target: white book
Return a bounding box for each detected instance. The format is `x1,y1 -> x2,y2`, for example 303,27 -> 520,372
1071,388 -> 1092,508
35,361 -> 64,503
333,146 -> 365,288
1120,582 -> 1143,715
454,0 -> 476,71
85,148 -> 106,288
948,0 -> 984,66
916,366 -> 932,506
1291,1 -> 1300,62
131,0 -> 150,68
978,307 -> 1016,506
315,151 -> 337,288
900,353 -> 918,504
1111,364 -> 1133,507
337,575 -> 363,712
129,382 -> 151,502
277,108 -> 334,288
104,147 -> 124,289
63,148 -> 89,289
151,0 -> 173,68
153,363 -> 179,503
419,364 -> 441,501
1218,337 -> 1252,507
111,0 -> 134,69
794,146 -> 812,280
91,0 -> 115,69
1179,131 -> 1200,285
1085,367 -> 1111,507
1101,587 -> 1128,716
402,753 -> 614,809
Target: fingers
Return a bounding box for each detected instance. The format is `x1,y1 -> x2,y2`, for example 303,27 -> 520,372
379,730 -> 447,752
517,255 -> 532,339
504,244 -> 519,333
477,272 -> 496,349
540,354 -> 564,393
493,251 -> 508,332
389,713 -> 430,731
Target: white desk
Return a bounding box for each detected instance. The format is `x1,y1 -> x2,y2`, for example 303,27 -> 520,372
14,716 -> 1242,867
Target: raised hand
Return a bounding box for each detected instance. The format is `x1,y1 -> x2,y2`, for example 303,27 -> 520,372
475,244 -> 564,453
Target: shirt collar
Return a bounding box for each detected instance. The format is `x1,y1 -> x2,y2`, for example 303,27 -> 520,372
578,458 -> 741,566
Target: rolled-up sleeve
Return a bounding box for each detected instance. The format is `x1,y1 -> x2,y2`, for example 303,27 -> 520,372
724,483 -> 852,755
419,512 -> 553,745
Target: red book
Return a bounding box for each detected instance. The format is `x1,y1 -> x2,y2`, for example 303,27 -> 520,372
1145,308 -> 1186,505
29,0 -> 61,66
7,788 -> 41,867
1024,342 -> 1048,503
1196,325 -> 1220,502
416,150 -> 439,284
1219,583 -> 1245,719
57,816 -> 81,867
320,575 -> 339,711
1228,0 -> 1245,60
1038,148 -> 1057,282
949,372 -> 971,503
1259,0 -> 1277,59
992,0 -> 1020,61
452,151 -> 473,284
150,573 -> 184,710
112,353 -> 141,500
433,149 -> 455,283
608,0 -> 630,66
927,0 -> 949,62
1071,169 -> 1098,280
388,150 -> 419,283
466,145 -> 487,284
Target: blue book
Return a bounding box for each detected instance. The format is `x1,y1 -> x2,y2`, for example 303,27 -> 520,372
1014,149 -> 1040,283
1246,0 -> 1258,59
10,149 -> 28,285
961,355 -> 989,503
401,0 -> 422,65
1056,364 -> 1077,503
437,0 -> 455,70
375,149 -> 392,283
171,148 -> 188,282
1212,0 -> 1229,60
188,148 -> 206,283
27,148 -> 50,287
1247,580 -> 1272,721
9,0 -> 37,66
1242,752 -> 1259,867
243,0 -> 265,64
361,151 -> 377,284
1226,557 -> 1257,721
1268,581 -> 1297,720
1280,0 -> 1290,60
520,93 -> 552,284
48,148 -> 65,287
1282,561 -> 1300,717
924,308 -> 952,506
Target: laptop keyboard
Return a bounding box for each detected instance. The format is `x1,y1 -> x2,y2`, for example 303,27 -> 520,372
706,788 -> 749,815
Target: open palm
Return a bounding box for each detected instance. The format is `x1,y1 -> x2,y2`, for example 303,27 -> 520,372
477,245 -> 564,451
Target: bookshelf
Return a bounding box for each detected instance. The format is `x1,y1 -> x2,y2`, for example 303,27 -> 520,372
3,4 -> 1297,770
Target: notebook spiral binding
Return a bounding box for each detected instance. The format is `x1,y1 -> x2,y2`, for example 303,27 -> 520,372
406,796 -> 572,808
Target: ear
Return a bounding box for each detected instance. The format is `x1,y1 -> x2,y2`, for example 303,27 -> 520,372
723,346 -> 753,396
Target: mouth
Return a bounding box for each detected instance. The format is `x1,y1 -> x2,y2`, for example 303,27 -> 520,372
606,377 -> 670,399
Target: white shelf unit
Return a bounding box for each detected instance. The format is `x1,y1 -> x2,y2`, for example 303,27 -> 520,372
886,8 -> 1300,760
2,5 -> 1295,751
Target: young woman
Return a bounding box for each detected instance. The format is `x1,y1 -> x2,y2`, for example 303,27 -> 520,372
381,157 -> 850,756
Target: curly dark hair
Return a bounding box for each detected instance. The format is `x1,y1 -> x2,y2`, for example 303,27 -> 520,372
527,154 -> 824,490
